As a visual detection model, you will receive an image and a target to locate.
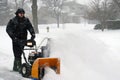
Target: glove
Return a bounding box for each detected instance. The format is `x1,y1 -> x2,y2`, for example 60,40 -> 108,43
30,34 -> 35,40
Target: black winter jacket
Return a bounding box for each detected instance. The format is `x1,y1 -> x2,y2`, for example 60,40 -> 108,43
6,16 -> 35,41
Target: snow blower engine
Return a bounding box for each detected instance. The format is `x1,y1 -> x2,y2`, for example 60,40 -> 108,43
21,38 -> 60,80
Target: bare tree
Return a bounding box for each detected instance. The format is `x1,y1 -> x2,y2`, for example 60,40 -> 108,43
113,0 -> 120,8
41,0 -> 64,28
21,0 -> 25,8
15,0 -> 18,9
87,0 -> 116,31
32,0 -> 39,33
100,0 -> 109,31
14,0 -> 25,9
91,0 -> 101,21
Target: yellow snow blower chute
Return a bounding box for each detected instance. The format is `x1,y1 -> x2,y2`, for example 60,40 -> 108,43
31,58 -> 60,79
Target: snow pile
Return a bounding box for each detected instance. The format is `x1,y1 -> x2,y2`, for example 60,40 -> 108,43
49,24 -> 120,80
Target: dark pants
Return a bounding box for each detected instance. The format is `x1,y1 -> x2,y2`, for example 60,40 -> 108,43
12,42 -> 24,60
12,41 -> 24,71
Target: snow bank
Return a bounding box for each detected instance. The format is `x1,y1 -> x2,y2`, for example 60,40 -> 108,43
49,24 -> 120,80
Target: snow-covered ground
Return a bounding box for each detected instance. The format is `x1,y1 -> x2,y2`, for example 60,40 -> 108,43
1,23 -> 120,80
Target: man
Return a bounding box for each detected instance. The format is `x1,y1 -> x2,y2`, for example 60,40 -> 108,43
6,8 -> 35,72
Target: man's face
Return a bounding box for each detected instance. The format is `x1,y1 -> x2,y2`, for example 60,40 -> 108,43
18,13 -> 24,18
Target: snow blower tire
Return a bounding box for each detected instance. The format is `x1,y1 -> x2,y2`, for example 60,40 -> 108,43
21,63 -> 31,78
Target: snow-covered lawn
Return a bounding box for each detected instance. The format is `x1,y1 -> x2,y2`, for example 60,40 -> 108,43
1,23 -> 120,80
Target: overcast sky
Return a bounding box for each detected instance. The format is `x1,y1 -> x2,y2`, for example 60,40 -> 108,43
72,0 -> 90,4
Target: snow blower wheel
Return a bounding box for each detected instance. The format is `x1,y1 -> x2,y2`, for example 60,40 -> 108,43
21,63 -> 31,77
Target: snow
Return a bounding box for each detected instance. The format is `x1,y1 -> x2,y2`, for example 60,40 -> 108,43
42,67 -> 60,80
1,23 -> 120,80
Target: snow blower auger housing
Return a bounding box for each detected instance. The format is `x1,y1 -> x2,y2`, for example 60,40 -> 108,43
20,38 -> 60,80
31,58 -> 60,79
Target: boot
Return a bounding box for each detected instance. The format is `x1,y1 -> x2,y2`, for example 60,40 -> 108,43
17,60 -> 22,73
13,59 -> 18,71
13,58 -> 21,72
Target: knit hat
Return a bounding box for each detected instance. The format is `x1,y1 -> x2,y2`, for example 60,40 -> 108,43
15,8 -> 25,15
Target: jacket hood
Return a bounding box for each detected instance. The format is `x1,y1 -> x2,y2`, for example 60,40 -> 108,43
15,8 -> 25,15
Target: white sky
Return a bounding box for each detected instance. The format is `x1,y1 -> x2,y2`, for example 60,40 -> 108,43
71,0 -> 90,4
8,0 -> 90,5
77,0 -> 90,4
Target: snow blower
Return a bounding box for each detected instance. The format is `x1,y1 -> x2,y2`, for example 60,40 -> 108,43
20,38 -> 60,80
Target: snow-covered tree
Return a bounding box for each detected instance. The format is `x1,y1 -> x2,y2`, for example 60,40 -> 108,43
41,0 -> 65,28
14,0 -> 25,10
87,0 -> 118,31
0,0 -> 12,25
